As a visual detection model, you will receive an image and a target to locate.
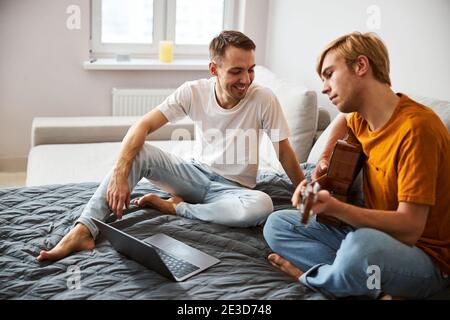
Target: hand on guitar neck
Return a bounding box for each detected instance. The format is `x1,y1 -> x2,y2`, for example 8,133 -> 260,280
312,159 -> 329,181
294,128 -> 364,226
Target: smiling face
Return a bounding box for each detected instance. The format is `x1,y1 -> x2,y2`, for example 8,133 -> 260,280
210,46 -> 256,108
320,50 -> 364,113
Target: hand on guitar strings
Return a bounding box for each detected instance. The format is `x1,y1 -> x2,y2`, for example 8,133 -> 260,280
299,182 -> 320,224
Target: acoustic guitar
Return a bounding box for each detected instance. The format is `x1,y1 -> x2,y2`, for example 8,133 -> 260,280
299,128 -> 364,227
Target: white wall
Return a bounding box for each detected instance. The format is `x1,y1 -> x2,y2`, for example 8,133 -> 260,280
9,0 -> 447,170
265,0 -> 450,118
238,0 -> 269,65
0,0 -> 269,170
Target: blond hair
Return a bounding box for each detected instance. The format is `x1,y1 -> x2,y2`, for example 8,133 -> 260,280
209,30 -> 256,65
316,32 -> 391,86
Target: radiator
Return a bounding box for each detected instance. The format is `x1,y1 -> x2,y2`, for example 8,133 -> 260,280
112,88 -> 175,116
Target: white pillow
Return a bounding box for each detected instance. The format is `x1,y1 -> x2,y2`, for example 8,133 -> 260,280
307,115 -> 339,164
254,66 -> 318,162
408,94 -> 450,131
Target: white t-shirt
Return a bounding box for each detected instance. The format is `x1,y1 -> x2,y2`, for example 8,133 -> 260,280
158,77 -> 290,188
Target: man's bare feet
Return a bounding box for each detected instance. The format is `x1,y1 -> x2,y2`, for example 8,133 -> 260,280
133,193 -> 183,215
36,223 -> 95,262
268,253 -> 304,281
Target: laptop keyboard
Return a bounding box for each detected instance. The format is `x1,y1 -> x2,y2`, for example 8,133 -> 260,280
154,247 -> 200,278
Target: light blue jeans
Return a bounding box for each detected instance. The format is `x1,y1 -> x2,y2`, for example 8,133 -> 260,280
77,143 -> 273,239
263,210 -> 450,299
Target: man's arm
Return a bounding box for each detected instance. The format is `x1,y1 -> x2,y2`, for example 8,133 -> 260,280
107,108 -> 169,218
312,113 -> 351,179
307,191 -> 429,246
277,138 -> 305,188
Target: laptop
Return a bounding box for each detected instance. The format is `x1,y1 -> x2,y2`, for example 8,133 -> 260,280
92,217 -> 220,282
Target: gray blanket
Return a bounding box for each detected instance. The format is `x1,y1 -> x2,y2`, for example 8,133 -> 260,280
0,171 -> 325,300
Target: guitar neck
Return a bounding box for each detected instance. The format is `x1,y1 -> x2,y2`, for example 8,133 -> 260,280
300,129 -> 363,226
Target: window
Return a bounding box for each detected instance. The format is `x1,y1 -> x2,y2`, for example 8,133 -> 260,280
101,0 -> 154,44
174,0 -> 225,45
91,0 -> 236,58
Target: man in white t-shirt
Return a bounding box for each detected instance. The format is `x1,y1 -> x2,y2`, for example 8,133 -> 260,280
37,30 -> 305,262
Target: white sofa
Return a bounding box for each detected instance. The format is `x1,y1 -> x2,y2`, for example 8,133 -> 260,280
26,64 -> 450,187
26,66 -> 330,186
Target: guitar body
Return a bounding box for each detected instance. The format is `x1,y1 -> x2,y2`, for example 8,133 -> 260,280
301,129 -> 364,226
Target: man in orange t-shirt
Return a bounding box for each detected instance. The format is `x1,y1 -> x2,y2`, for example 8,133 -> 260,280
263,32 -> 450,299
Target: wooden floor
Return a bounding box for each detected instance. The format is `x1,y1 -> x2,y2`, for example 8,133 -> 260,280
0,172 -> 26,188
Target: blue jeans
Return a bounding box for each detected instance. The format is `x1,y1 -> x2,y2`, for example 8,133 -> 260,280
263,210 -> 450,299
77,143 -> 273,239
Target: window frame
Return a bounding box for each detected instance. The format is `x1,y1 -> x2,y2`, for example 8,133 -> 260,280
91,0 -> 237,59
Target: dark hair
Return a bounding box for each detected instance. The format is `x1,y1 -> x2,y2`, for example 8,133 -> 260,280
209,30 -> 256,64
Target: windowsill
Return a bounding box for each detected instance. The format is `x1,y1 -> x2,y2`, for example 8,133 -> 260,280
83,58 -> 209,71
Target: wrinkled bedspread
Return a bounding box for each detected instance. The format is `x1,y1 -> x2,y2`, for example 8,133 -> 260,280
0,171 -> 325,300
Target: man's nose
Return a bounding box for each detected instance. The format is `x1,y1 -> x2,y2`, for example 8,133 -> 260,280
241,72 -> 251,84
321,81 -> 331,95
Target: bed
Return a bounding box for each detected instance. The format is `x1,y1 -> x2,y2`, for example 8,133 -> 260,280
0,170 -> 326,300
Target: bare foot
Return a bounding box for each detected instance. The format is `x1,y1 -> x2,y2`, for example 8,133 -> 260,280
133,193 -> 183,215
36,223 -> 95,262
268,253 -> 304,281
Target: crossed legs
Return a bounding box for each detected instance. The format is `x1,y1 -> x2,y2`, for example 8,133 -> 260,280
38,143 -> 273,262
263,210 -> 448,299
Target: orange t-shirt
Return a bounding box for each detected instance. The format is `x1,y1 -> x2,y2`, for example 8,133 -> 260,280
348,93 -> 450,273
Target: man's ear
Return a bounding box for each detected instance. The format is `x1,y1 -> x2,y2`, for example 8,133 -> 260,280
354,55 -> 370,77
209,62 -> 217,76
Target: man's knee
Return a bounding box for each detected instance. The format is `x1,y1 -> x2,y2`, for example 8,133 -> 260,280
135,143 -> 182,173
247,191 -> 273,225
214,192 -> 272,227
263,210 -> 290,252
336,228 -> 388,271
136,143 -> 161,162
233,191 -> 272,225
254,191 -> 274,216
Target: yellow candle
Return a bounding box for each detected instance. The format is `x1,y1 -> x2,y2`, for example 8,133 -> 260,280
159,40 -> 174,63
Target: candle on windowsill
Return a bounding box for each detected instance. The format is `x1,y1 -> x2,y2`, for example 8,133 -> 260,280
159,40 -> 174,63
